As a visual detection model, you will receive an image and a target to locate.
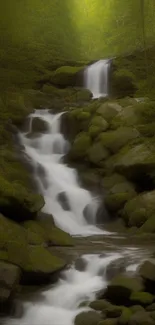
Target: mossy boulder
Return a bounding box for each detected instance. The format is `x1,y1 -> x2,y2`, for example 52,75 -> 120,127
104,275 -> 144,305
0,261 -> 21,303
130,305 -> 145,313
130,292 -> 154,306
139,260 -> 155,283
99,127 -> 139,154
97,102 -> 122,122
69,132 -> 91,160
74,311 -> 102,325
0,174 -> 45,221
90,116 -> 109,131
51,66 -> 84,87
87,142 -> 109,165
128,311 -> 154,325
122,191 -> 155,227
119,307 -> 132,325
105,142 -> 155,182
111,68 -> 137,98
89,299 -> 111,311
139,215 -> 155,233
23,220 -> 74,247
103,174 -> 136,213
0,214 -> 67,284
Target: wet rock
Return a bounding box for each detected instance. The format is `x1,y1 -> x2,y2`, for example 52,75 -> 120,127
104,305 -> 123,318
75,257 -> 87,272
31,117 -> 48,133
104,275 -> 144,305
105,258 -> 126,281
75,310 -> 102,325
0,261 -> 21,303
128,311 -> 154,325
57,192 -> 71,211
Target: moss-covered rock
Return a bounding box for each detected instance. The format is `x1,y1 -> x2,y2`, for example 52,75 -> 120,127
89,299 -> 111,311
0,174 -> 45,221
97,102 -> 122,122
118,307 -> 132,325
122,191 -> 155,227
90,116 -> 109,131
0,214 -> 67,284
104,275 -> 144,305
139,215 -> 155,233
103,174 -> 136,213
111,68 -> 137,98
87,142 -> 109,165
128,311 -> 154,325
51,66 -> 84,87
31,117 -> 48,133
74,311 -> 102,325
130,292 -> 154,306
139,260 -> 155,283
146,303 -> 155,312
23,220 -> 74,247
105,142 -> 155,182
130,305 -> 145,313
99,127 -> 139,154
69,132 -> 91,160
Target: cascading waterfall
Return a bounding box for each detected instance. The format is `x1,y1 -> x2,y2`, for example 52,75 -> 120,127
5,109 -> 150,325
84,59 -> 110,98
19,109 -> 108,236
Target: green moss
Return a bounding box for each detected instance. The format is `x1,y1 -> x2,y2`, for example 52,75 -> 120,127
88,125 -> 102,138
139,215 -> 155,233
89,299 -> 111,311
122,191 -> 155,228
97,102 -> 120,122
69,132 -> 91,159
99,127 -> 139,154
90,116 -> 109,130
51,66 -> 84,87
75,311 -> 102,325
130,292 -> 154,306
23,220 -> 74,247
87,142 -> 109,165
112,68 -> 137,98
119,307 -> 132,325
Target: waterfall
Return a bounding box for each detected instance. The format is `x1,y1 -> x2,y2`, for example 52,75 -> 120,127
19,110 -> 109,236
84,59 -> 110,99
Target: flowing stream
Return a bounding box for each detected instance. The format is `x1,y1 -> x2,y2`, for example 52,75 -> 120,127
84,60 -> 110,98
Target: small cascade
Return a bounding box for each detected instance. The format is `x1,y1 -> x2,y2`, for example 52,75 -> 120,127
19,110 -> 109,236
84,59 -> 110,99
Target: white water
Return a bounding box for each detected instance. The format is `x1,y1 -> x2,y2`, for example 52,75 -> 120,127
19,110 -> 108,236
5,109 -> 151,325
84,59 -> 110,99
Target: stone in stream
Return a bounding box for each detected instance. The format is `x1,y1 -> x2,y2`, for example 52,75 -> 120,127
104,258 -> 126,280
98,319 -> 118,325
104,275 -> 144,305
57,191 -> 71,211
74,257 -> 87,272
31,117 -> 48,133
129,291 -> 154,306
75,311 -> 102,325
